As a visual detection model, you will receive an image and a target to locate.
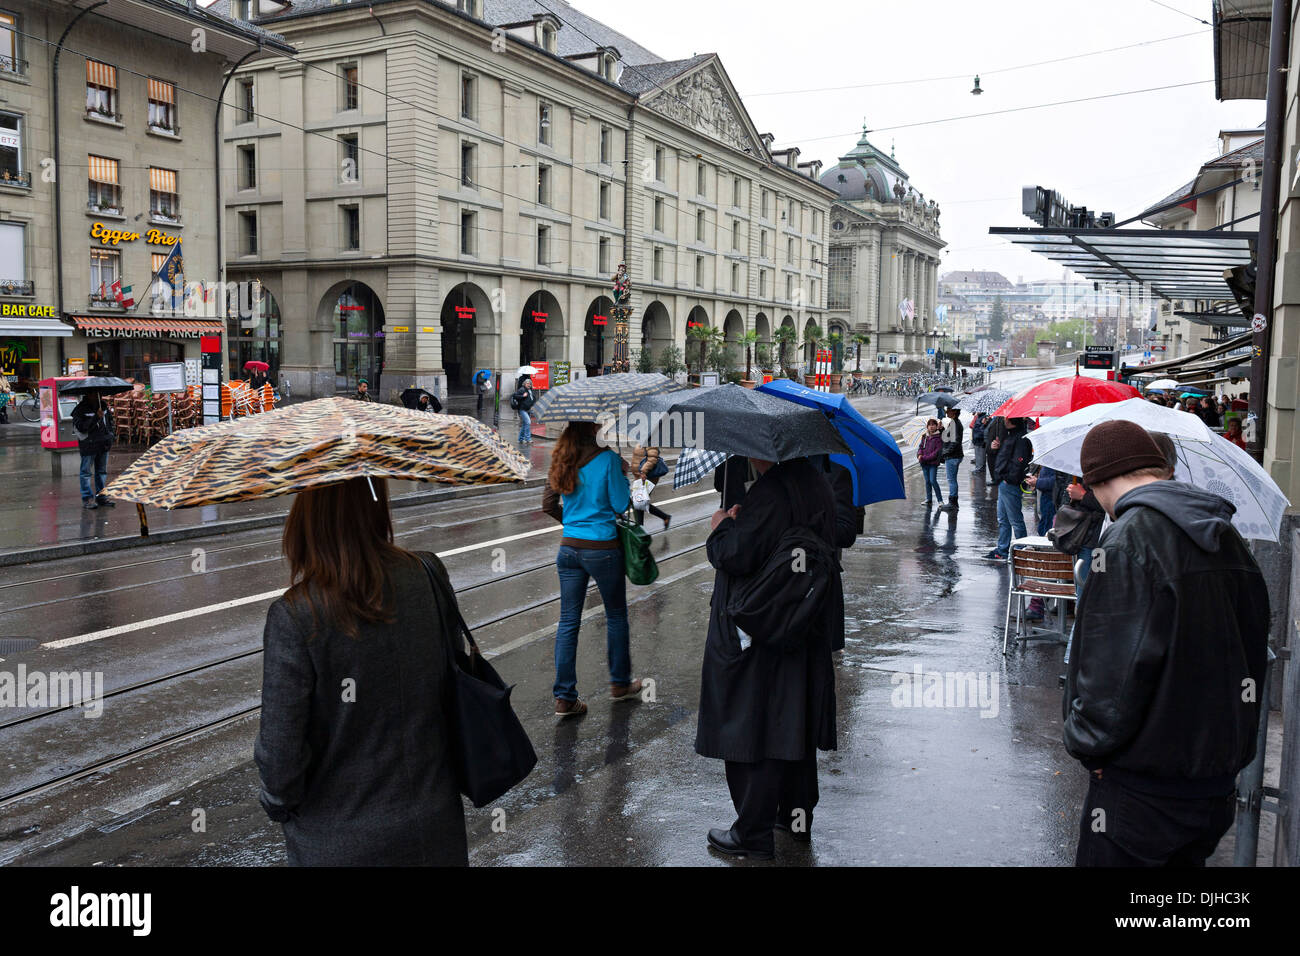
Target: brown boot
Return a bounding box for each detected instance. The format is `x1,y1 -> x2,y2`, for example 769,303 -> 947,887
609,679 -> 643,702
554,698 -> 588,717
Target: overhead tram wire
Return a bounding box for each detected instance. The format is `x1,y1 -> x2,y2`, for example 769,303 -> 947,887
744,30 -> 1210,97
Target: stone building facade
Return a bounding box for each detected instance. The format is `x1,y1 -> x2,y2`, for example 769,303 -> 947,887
0,0 -> 285,389
214,0 -> 835,401
820,128 -> 945,371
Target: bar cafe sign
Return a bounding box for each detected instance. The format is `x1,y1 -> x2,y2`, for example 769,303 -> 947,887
90,222 -> 183,247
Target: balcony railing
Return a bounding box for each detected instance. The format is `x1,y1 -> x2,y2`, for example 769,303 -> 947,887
148,122 -> 181,136
0,280 -> 34,296
150,210 -> 183,226
88,202 -> 123,216
0,170 -> 32,188
85,107 -> 123,123
0,56 -> 28,78
89,292 -> 126,310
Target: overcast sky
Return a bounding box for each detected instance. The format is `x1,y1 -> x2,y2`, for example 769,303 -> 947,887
572,0 -> 1265,283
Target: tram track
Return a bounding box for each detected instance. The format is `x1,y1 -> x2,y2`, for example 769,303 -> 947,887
0,530 -> 714,810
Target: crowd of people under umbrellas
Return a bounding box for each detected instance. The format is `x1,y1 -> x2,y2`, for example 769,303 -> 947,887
82,361 -> 1255,869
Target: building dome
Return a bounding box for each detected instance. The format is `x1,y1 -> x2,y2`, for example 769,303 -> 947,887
819,125 -> 911,204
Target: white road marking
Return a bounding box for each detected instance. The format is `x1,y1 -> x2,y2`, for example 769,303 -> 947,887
42,488 -> 719,650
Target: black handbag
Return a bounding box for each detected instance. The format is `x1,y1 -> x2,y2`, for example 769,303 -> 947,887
1049,504 -> 1104,556
419,555 -> 537,809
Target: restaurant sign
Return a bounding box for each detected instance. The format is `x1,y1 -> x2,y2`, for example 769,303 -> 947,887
83,326 -> 207,339
90,223 -> 183,247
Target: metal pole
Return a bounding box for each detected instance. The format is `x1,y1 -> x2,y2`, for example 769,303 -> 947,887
167,393 -> 173,435
1233,648 -> 1278,866
1249,0 -> 1292,462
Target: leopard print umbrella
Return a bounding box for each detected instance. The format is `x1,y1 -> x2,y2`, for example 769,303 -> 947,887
104,397 -> 530,510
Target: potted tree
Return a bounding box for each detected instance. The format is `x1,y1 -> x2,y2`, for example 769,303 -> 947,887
827,331 -> 844,391
687,324 -> 723,385
635,347 -> 656,374
852,331 -> 870,374
803,323 -> 825,385
740,330 -> 760,388
755,342 -> 775,382
773,325 -> 798,380
658,344 -> 686,383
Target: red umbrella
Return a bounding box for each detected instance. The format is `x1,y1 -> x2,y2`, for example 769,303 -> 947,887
993,375 -> 1140,419
244,360 -> 270,372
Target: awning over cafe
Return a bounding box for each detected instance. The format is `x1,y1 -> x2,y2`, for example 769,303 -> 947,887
1176,310 -> 1250,328
0,317 -> 73,337
988,226 -> 1257,302
70,316 -> 223,338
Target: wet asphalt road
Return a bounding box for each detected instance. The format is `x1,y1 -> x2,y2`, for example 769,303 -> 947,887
0,368 -> 1109,866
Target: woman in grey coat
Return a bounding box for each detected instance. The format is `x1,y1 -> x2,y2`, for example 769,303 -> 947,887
255,476 -> 467,866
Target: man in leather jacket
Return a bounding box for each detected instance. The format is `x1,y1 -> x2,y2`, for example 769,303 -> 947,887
1064,420 -> 1268,867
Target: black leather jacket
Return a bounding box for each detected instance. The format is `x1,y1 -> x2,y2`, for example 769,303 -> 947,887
1064,481 -> 1269,793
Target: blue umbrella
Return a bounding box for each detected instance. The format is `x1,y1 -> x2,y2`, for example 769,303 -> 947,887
756,379 -> 905,506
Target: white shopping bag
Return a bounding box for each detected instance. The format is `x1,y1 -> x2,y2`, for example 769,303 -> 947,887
630,478 -> 653,511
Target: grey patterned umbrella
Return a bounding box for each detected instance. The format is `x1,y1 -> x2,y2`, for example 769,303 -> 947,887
631,384 -> 850,461
955,389 -> 1015,414
529,372 -> 688,423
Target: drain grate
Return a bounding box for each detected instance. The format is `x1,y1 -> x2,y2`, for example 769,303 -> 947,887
0,639 -> 39,654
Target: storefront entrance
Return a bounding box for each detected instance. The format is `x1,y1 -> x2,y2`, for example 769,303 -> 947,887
331,283 -> 385,394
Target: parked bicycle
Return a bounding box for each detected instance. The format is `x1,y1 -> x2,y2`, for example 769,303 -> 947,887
16,387 -> 39,423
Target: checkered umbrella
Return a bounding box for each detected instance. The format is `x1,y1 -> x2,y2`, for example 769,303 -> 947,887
955,389 -> 1015,415
529,373 -> 688,423
673,447 -> 730,489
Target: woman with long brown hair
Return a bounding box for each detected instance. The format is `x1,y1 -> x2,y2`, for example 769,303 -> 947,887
541,421 -> 641,716
254,476 -> 467,865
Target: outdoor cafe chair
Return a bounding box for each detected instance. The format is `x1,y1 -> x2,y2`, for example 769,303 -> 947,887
1003,536 -> 1077,655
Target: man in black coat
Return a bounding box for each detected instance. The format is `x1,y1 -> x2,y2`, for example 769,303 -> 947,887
72,391 -> 116,511
697,456 -> 838,860
984,415 -> 1008,484
985,417 -> 1031,559
1065,421 -> 1268,866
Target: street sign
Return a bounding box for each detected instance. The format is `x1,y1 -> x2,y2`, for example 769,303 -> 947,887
926,348 -> 935,355
552,361 -> 571,387
986,364 -> 995,373
1082,350 -> 1116,370
1251,313 -> 1267,333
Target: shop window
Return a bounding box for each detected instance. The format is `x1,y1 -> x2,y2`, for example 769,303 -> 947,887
228,287 -> 282,382
147,78 -> 176,133
119,339 -> 183,382
85,60 -> 118,121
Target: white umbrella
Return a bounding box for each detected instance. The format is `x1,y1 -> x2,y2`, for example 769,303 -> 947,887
1029,398 -> 1213,477
1144,378 -> 1180,391
516,365 -> 537,378
1028,399 -> 1288,541
1172,434 -> 1289,542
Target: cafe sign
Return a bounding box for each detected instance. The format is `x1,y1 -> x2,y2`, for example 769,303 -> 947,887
90,222 -> 183,247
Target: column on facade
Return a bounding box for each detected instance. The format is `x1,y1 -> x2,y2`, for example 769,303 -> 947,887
384,37 -> 443,396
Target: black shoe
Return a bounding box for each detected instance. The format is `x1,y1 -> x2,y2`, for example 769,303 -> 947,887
96,495 -> 116,508
82,498 -> 98,510
707,827 -> 774,861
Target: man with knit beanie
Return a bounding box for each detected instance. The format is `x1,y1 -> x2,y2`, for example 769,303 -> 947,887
1064,420 -> 1269,867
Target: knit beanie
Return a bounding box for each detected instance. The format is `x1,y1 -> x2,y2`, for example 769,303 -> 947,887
1080,420 -> 1169,486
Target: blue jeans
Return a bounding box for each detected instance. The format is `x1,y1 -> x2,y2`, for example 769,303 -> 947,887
996,480 -> 1027,555
921,464 -> 942,501
518,409 -> 531,442
79,450 -> 108,500
945,457 -> 960,498
1037,496 -> 1057,537
553,546 -> 631,700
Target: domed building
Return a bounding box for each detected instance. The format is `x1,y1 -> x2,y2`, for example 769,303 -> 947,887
820,126 -> 945,371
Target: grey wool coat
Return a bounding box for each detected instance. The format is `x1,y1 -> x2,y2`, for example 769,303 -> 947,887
255,550 -> 467,866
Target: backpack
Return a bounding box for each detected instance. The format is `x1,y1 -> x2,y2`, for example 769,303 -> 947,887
725,474 -> 835,652
509,391 -> 521,411
646,458 -> 669,481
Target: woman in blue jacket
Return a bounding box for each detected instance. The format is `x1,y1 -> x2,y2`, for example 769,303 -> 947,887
541,421 -> 642,716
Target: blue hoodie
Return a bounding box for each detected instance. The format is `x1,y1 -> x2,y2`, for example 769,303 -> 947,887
560,449 -> 630,542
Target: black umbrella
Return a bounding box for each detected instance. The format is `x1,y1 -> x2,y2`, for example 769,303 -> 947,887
917,391 -> 958,415
400,388 -> 442,412
60,376 -> 132,396
631,384 -> 850,461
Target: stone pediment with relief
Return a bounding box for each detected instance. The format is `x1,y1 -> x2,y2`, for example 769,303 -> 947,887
643,64 -> 763,156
